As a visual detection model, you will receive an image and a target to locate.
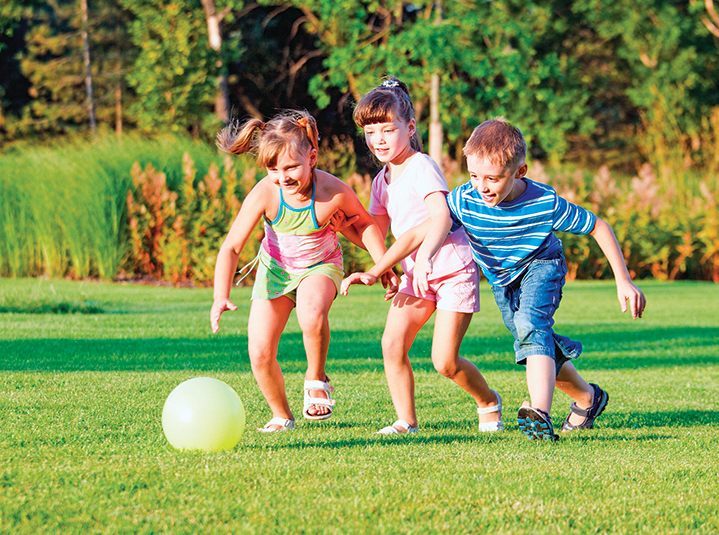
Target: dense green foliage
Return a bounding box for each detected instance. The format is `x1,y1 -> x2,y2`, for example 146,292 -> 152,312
2,2 -> 719,283
1,278 -> 718,533
2,0 -> 719,169
0,134 -> 249,280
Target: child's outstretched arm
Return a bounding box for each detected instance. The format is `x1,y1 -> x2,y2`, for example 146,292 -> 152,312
340,218 -> 433,295
412,192 -> 453,296
211,183 -> 268,333
589,216 -> 646,319
341,191 -> 452,296
329,185 -> 401,297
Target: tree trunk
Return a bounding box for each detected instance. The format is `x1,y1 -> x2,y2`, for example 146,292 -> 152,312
429,72 -> 443,172
115,78 -> 122,138
80,0 -> 97,133
201,0 -> 230,124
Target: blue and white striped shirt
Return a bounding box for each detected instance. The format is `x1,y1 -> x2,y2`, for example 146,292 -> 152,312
447,178 -> 596,286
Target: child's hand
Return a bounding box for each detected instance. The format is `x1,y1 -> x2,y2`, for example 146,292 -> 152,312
329,209 -> 359,233
380,270 -> 400,301
617,280 -> 646,319
340,272 -> 378,295
412,255 -> 434,297
210,298 -> 238,333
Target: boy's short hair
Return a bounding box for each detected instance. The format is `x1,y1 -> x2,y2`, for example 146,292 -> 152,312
463,117 -> 527,171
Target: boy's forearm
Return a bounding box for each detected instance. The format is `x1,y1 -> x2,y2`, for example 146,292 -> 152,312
590,217 -> 632,282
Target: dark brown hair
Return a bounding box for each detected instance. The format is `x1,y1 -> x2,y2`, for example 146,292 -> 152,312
353,77 -> 423,152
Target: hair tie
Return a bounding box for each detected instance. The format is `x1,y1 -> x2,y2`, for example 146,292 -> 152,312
381,79 -> 400,89
296,117 -> 309,128
259,122 -> 266,131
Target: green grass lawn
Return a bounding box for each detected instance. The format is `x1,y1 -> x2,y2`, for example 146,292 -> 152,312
1,278 -> 718,534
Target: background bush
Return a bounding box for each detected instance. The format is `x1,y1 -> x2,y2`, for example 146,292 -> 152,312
2,133 -> 718,284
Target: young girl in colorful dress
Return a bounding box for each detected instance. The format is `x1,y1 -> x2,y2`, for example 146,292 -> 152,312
211,110 -> 391,432
341,78 -> 503,434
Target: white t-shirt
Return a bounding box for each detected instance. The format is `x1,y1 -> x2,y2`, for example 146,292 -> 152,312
369,153 -> 474,279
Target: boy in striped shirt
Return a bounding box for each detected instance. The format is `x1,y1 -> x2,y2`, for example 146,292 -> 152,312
342,117 -> 646,441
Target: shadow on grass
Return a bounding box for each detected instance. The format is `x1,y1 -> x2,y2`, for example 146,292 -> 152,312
606,409 -> 719,429
245,431 -> 512,451
244,410 -> 719,451
0,325 -> 717,372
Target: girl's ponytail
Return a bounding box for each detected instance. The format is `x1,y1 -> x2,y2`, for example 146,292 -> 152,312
218,110 -> 320,170
295,112 -> 319,156
216,118 -> 265,155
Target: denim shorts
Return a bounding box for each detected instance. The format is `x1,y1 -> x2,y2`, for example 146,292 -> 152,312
491,255 -> 582,377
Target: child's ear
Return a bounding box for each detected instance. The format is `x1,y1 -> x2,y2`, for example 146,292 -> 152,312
309,148 -> 318,167
515,163 -> 528,178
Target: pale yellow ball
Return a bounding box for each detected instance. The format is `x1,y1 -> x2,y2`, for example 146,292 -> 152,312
162,377 -> 245,451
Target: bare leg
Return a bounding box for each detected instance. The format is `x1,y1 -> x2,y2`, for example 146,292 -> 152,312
525,354 -> 556,414
295,275 -> 337,417
556,361 -> 595,426
247,296 -> 295,429
380,293 -> 436,431
431,310 -> 500,425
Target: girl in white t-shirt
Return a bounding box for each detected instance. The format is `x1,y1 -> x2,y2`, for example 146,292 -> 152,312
341,77 -> 503,434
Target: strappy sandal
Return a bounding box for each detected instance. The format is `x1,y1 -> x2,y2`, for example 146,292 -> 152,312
376,419 -> 419,435
303,379 -> 336,420
517,406 -> 558,441
257,417 -> 295,433
561,383 -> 609,432
477,389 -> 504,432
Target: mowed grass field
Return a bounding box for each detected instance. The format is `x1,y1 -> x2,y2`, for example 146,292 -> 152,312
1,277 -> 718,534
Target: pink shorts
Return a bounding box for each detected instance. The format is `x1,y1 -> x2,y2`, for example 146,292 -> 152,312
398,265 -> 480,313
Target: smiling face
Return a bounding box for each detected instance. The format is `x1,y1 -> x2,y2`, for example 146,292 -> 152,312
267,148 -> 317,200
466,154 -> 528,207
362,118 -> 416,165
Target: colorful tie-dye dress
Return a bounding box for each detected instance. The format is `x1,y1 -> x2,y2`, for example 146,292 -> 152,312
252,182 -> 343,301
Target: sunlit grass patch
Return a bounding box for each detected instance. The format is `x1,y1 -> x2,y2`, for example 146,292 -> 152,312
1,278 -> 718,534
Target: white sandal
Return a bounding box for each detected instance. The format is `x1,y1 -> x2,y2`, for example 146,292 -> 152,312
303,379 -> 336,420
376,419 -> 419,435
257,417 -> 295,433
477,390 -> 504,432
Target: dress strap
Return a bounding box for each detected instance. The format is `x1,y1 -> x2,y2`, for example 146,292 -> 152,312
234,250 -> 261,286
309,173 -> 320,229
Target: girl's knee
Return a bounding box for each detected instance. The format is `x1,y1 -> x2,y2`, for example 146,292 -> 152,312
381,332 -> 406,357
433,358 -> 459,379
297,309 -> 327,337
248,339 -> 277,368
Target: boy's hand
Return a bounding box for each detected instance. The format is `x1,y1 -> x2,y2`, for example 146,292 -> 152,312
210,298 -> 238,333
412,256 -> 434,297
380,270 -> 400,301
329,209 -> 359,233
340,272 -> 378,295
617,280 -> 646,319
